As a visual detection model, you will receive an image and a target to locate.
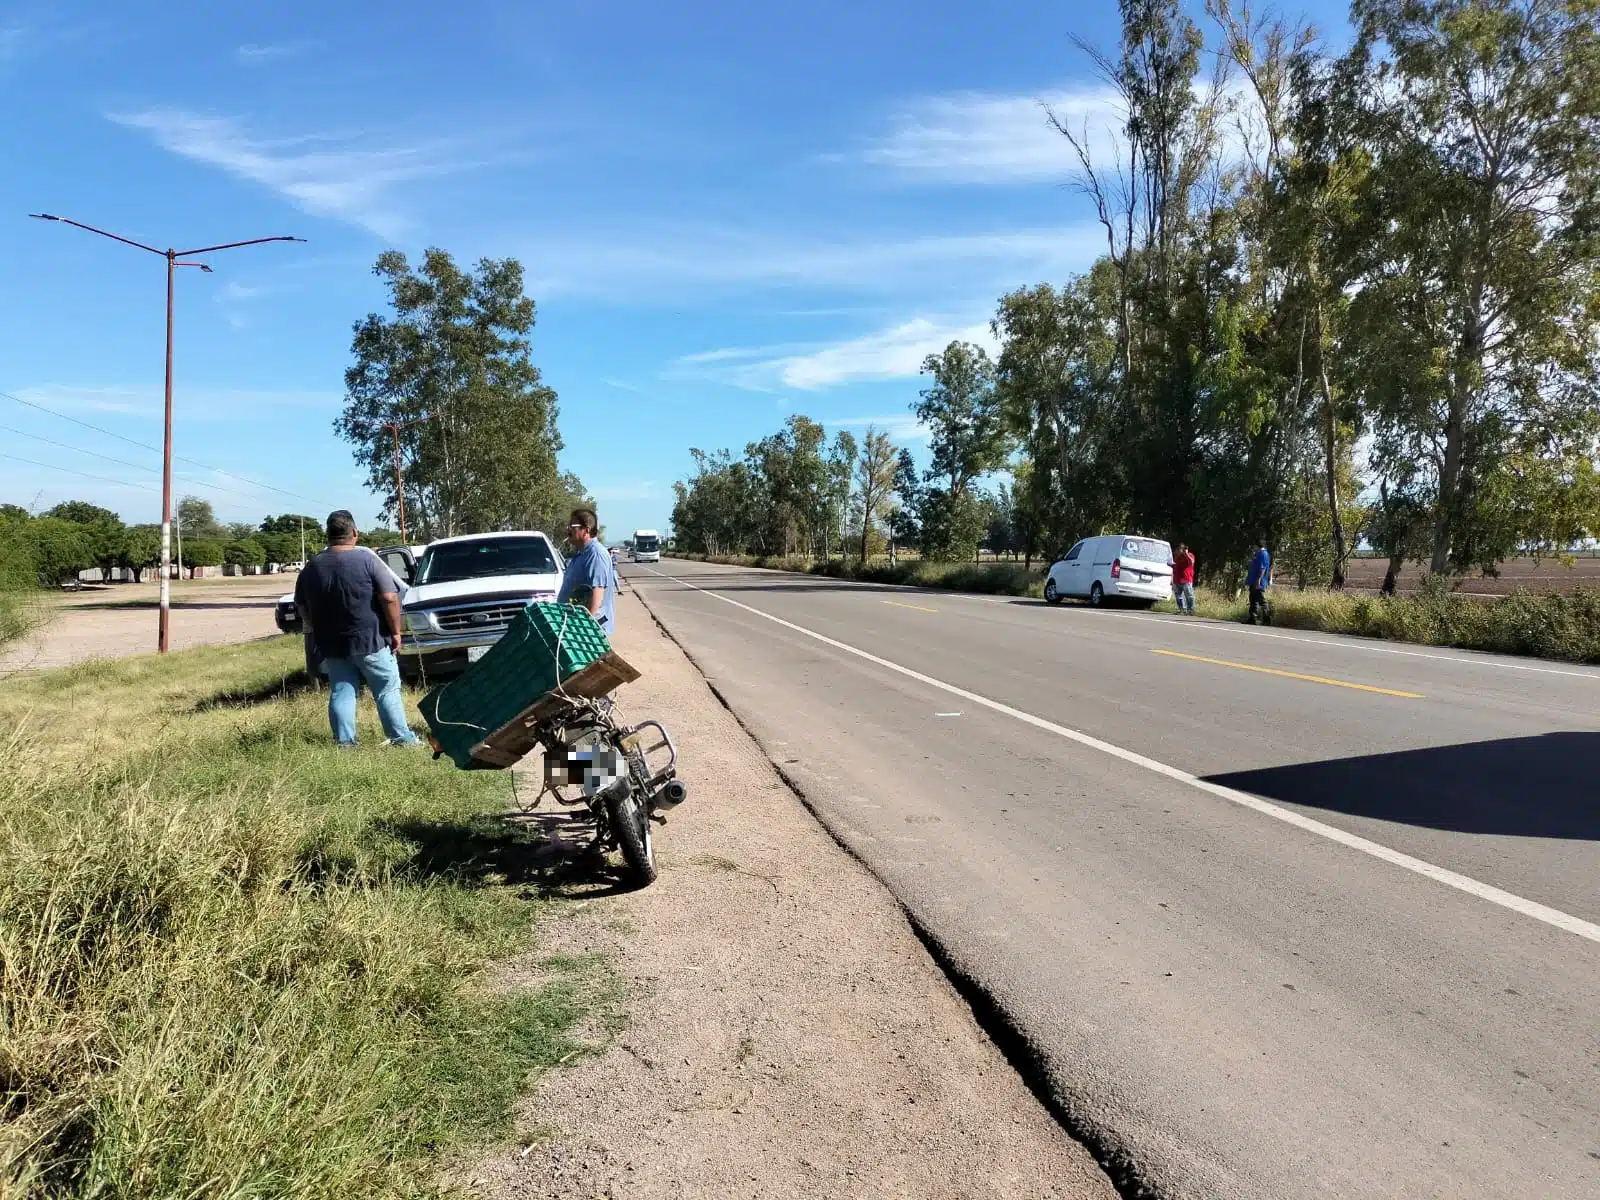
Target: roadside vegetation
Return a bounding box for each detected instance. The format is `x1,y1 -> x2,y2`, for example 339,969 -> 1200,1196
671,0 -> 1600,607
0,638 -> 610,1197
674,551 -> 1044,597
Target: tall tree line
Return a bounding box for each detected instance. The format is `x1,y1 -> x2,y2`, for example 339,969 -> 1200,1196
1001,0 -> 1600,587
674,0 -> 1600,584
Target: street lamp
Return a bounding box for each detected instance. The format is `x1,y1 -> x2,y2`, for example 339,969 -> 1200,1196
30,213 -> 304,651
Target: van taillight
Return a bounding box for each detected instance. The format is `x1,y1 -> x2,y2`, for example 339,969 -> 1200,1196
1111,558 -> 1122,579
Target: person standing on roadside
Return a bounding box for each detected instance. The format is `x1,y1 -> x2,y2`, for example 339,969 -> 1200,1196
557,507 -> 617,634
1171,543 -> 1196,614
294,510 -> 421,747
1246,542 -> 1273,626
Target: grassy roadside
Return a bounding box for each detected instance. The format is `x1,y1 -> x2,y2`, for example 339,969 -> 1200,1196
669,553 -> 1600,665
0,638 -> 614,1198
0,592 -> 43,649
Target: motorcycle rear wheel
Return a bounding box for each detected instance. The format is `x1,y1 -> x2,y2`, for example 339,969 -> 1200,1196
606,785 -> 657,886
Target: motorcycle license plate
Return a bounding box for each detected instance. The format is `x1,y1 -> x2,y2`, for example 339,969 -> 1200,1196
467,645 -> 489,663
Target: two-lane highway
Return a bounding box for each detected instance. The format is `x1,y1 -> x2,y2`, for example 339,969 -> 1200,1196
624,557 -> 1600,1199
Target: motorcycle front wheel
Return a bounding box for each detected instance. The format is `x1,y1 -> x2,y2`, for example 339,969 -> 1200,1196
606,784 -> 657,886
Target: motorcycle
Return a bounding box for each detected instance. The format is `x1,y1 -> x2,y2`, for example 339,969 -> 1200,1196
516,694 -> 686,886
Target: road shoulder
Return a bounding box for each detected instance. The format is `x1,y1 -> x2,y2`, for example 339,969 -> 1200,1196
460,589 -> 1116,1200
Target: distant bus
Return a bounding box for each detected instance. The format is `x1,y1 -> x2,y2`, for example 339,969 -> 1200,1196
631,530 -> 661,563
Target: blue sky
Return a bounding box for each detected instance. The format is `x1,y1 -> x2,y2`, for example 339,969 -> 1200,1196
1,0 -> 1351,540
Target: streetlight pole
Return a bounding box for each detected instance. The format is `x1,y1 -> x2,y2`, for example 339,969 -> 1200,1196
30,214 -> 303,651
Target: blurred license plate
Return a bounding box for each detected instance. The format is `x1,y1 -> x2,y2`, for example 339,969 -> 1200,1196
467,645 -> 489,663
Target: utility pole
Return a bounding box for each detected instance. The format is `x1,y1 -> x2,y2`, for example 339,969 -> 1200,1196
30,213 -> 303,651
362,413 -> 435,545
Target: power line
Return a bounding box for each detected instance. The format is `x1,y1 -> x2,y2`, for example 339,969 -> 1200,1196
0,452 -> 158,493
1,387 -> 321,506
0,422 -> 275,504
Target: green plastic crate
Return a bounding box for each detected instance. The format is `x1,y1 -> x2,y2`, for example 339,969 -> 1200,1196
421,602 -> 612,768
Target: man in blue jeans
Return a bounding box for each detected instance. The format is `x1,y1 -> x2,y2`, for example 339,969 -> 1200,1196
294,510 -> 422,747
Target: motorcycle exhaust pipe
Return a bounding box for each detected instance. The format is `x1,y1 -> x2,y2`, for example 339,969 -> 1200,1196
656,779 -> 688,810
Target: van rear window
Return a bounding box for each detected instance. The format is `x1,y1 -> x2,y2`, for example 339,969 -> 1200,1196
1122,538 -> 1171,562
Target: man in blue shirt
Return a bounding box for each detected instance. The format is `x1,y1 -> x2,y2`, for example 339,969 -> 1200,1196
557,507 -> 617,634
1246,543 -> 1272,626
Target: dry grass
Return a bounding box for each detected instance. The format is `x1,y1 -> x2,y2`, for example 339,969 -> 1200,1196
0,638 -> 614,1198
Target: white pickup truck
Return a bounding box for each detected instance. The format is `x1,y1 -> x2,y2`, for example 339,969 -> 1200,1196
394,531 -> 565,683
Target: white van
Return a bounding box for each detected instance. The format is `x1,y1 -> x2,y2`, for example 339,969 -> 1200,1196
631,529 -> 661,563
1044,534 -> 1173,607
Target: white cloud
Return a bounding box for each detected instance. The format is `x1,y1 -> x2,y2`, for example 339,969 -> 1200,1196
855,87 -> 1123,183
824,414 -> 930,443
673,317 -> 997,392
853,80 -> 1253,186
107,109 -> 491,238
525,224 -> 1105,301
236,40 -> 320,65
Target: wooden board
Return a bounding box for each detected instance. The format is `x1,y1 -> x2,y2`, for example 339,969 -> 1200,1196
467,650 -> 642,768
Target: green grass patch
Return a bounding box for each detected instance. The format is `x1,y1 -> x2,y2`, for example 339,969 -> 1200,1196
673,551 -> 1045,597
1149,583 -> 1600,664
0,591 -> 47,652
0,637 -> 611,1198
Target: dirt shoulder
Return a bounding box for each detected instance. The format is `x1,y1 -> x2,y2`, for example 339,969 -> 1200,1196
463,588 -> 1116,1200
0,575 -> 286,674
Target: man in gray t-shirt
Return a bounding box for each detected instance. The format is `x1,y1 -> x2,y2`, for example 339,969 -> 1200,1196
294,510 -> 421,746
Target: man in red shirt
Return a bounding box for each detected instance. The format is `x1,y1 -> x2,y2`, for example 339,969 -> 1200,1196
1171,543 -> 1196,613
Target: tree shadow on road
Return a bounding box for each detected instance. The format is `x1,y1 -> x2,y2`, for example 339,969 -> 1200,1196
1205,732 -> 1600,839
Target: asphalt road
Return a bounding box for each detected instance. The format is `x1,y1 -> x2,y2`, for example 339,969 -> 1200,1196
620,557 -> 1600,1200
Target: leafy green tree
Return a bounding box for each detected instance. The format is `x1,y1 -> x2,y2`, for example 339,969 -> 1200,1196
1344,0 -> 1600,574
26,518 -> 93,586
45,501 -> 126,578
177,497 -> 222,540
915,341 -> 1009,502
120,525 -> 163,582
823,431 -> 857,559
181,539 -> 225,573
854,428 -> 898,561
888,448 -> 922,551
339,249 -> 577,538
359,528 -> 405,548
45,501 -> 120,526
260,514 -> 320,537
224,539 -> 267,567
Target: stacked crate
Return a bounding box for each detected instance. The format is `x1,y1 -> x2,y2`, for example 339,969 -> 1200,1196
420,602 -> 613,768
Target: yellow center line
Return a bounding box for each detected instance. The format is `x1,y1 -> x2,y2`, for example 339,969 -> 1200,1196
1151,649 -> 1424,698
882,599 -> 939,613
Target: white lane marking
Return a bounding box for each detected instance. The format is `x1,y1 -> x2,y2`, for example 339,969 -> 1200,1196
936,712 -> 962,717
644,565 -> 1600,946
658,558 -> 1600,681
